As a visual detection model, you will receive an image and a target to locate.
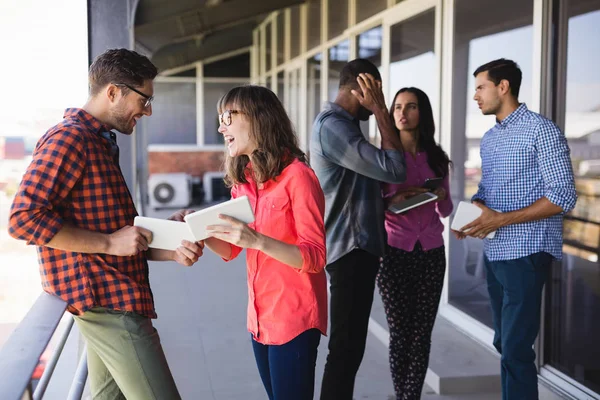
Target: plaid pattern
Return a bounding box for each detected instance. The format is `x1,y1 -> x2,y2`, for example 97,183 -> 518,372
472,104 -> 577,262
310,102 -> 406,264
9,108 -> 155,318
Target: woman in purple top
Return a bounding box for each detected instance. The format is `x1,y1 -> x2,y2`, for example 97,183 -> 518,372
377,87 -> 453,399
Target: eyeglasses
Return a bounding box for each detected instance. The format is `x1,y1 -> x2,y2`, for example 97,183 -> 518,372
218,109 -> 241,126
115,83 -> 153,108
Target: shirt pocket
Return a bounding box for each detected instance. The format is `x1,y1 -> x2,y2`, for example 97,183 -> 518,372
263,196 -> 292,238
495,136 -> 535,177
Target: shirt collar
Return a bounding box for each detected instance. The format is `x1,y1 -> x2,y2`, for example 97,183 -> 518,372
497,103 -> 528,128
323,102 -> 357,122
63,108 -> 112,136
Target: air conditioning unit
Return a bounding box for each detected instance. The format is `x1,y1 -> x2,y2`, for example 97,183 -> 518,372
148,173 -> 191,209
203,171 -> 230,203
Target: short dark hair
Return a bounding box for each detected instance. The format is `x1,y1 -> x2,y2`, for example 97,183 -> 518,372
339,58 -> 381,89
473,58 -> 522,98
89,48 -> 158,96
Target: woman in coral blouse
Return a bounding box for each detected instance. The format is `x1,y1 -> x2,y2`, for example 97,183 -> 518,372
204,85 -> 327,400
379,87 -> 453,399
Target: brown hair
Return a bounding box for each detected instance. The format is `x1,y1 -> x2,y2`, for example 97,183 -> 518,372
217,85 -> 307,186
88,48 -> 158,96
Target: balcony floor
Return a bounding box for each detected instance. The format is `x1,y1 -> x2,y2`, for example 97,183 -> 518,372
147,208 -> 503,400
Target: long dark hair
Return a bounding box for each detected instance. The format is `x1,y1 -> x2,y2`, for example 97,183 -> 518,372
389,87 -> 452,177
217,85 -> 307,186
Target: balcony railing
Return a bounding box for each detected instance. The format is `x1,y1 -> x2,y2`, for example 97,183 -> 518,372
0,292 -> 88,400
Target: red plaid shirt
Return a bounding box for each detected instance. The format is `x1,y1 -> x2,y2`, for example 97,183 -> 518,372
9,108 -> 156,318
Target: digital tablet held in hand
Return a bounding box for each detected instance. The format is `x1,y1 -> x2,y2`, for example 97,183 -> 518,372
184,196 -> 255,240
422,177 -> 443,190
388,192 -> 438,214
133,217 -> 197,251
450,201 -> 497,239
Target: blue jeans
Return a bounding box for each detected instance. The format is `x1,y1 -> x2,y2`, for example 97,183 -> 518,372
484,252 -> 552,400
252,328 -> 321,400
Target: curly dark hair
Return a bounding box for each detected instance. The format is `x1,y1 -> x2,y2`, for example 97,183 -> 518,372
88,48 -> 158,96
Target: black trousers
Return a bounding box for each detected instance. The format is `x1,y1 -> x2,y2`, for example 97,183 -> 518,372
376,244 -> 446,399
320,249 -> 379,400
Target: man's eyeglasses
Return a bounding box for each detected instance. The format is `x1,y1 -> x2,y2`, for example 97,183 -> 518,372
115,83 -> 153,108
218,110 -> 241,127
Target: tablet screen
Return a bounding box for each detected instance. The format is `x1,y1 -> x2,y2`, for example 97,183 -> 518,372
388,192 -> 438,214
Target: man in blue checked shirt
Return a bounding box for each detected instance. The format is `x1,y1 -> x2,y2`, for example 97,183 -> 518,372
453,58 -> 577,400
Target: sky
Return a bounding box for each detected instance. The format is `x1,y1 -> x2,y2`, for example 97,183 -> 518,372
0,0 -> 88,137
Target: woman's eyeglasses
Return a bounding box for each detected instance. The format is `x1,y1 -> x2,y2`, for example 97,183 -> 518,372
218,109 -> 241,126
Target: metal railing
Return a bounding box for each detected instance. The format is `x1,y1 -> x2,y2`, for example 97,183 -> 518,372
0,292 -> 88,400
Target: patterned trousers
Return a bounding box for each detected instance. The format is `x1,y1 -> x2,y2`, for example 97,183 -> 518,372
376,243 -> 446,400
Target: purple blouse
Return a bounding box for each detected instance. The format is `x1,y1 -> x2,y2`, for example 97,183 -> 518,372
382,151 -> 453,252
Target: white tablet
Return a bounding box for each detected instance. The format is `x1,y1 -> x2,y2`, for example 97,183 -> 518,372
450,201 -> 496,239
133,216 -> 197,251
388,192 -> 438,214
184,196 -> 255,241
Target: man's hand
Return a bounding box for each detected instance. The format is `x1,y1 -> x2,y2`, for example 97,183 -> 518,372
460,202 -> 506,239
173,240 -> 204,266
351,73 -> 387,114
107,225 -> 152,256
169,209 -> 196,222
206,214 -> 263,250
451,229 -> 467,240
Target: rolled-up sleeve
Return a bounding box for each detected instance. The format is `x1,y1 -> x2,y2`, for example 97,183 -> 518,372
535,122 -> 577,213
320,118 -> 406,184
9,130 -> 86,246
290,167 -> 327,274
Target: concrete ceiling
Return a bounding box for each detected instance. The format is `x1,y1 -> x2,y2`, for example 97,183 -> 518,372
134,0 -> 305,71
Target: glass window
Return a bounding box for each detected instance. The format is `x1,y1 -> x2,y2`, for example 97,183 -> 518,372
256,30 -> 262,76
357,0 -> 386,22
144,82 -> 196,145
277,71 -> 285,103
277,12 -> 285,66
284,68 -> 302,143
545,0 -> 600,394
328,0 -> 348,40
328,40 -> 350,102
389,12 -> 436,107
265,22 -> 272,73
291,6 -> 301,59
266,75 -> 272,91
358,26 -> 383,141
448,0 -> 535,327
307,55 -> 322,151
307,0 -> 322,51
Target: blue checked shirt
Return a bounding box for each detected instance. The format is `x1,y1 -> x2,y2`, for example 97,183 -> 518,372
472,104 -> 577,261
310,102 -> 407,264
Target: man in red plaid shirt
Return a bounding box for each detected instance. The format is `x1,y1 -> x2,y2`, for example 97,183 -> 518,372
9,48 -> 202,400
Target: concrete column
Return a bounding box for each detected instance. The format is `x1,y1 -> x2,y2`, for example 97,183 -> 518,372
450,40 -> 469,202
87,0 -> 138,201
